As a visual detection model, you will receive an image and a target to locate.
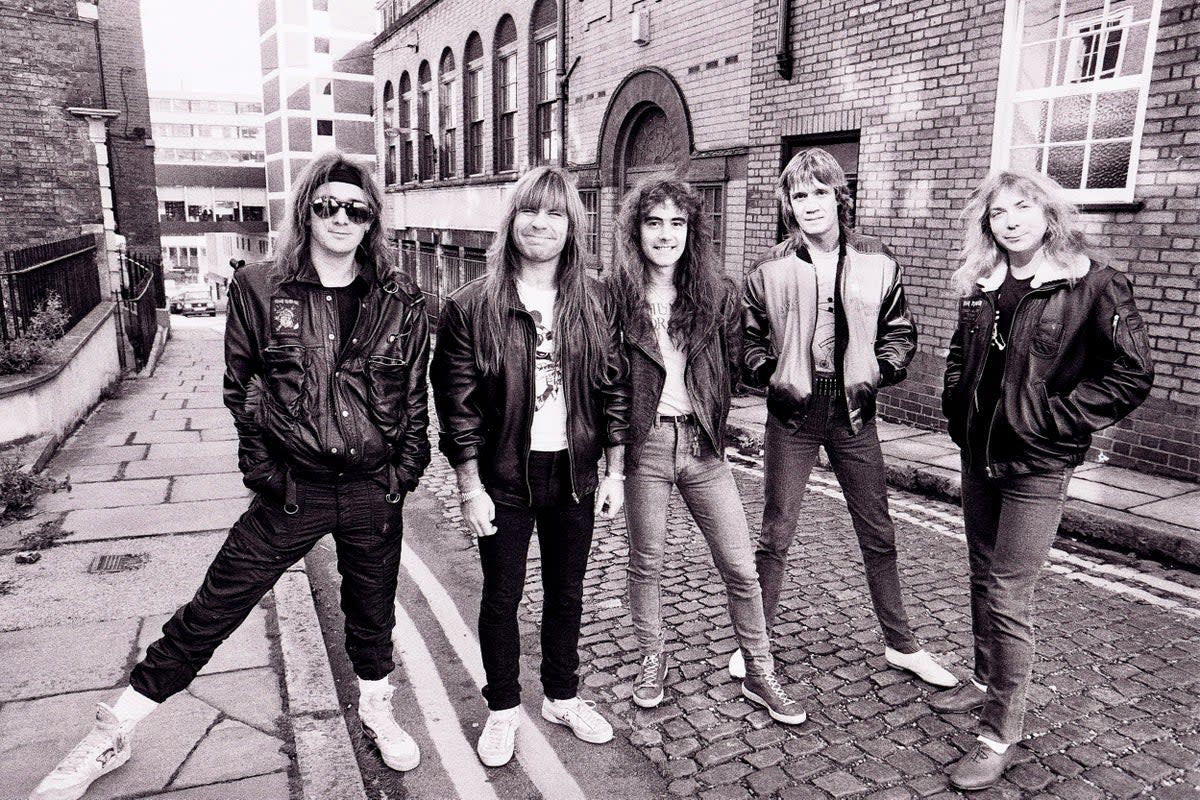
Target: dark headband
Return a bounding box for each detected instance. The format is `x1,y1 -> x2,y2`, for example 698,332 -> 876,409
326,163 -> 363,188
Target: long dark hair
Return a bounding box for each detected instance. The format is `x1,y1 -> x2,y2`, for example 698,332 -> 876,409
612,178 -> 721,348
476,166 -> 607,386
272,151 -> 394,284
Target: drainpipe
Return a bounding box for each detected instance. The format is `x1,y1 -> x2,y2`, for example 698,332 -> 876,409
558,0 -> 569,167
775,0 -> 793,80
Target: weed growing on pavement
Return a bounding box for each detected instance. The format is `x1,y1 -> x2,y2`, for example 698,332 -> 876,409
19,518 -> 69,550
0,578 -> 14,595
0,292 -> 69,375
0,456 -> 69,524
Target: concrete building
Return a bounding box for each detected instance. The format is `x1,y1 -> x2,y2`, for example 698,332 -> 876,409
150,91 -> 269,286
257,0 -> 378,233
373,0 -> 1197,480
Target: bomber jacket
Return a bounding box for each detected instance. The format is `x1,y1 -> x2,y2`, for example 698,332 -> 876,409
742,232 -> 917,432
943,258 -> 1154,478
620,278 -> 741,472
430,276 -> 630,507
223,259 -> 431,503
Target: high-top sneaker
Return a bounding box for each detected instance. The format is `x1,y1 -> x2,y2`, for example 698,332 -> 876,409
30,703 -> 132,800
359,685 -> 421,772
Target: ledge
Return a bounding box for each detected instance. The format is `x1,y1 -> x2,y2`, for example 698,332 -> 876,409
0,302 -> 116,399
1078,201 -> 1145,214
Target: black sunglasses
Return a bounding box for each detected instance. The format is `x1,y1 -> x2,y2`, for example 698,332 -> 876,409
310,197 -> 375,224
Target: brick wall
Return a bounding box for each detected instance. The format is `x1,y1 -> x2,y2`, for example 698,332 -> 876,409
746,0 -> 1199,481
0,2 -> 105,248
97,0 -> 162,249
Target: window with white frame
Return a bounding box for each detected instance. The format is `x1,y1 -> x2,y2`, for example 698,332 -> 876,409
991,0 -> 1161,202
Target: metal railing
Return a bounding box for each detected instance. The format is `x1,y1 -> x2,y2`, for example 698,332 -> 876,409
0,235 -> 101,342
118,251 -> 161,372
401,242 -> 488,323
122,245 -> 167,308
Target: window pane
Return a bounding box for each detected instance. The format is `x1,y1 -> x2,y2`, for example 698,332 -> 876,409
1012,100 -> 1049,146
1110,0 -> 1154,23
1022,0 -> 1061,43
1010,146 -> 1044,172
1087,140 -> 1132,188
1093,90 -> 1138,138
1047,144 -> 1085,188
1017,41 -> 1057,90
1119,23 -> 1149,77
1050,93 -> 1092,142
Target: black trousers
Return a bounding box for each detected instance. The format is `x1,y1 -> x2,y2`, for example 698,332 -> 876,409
478,450 -> 595,711
130,476 -> 405,703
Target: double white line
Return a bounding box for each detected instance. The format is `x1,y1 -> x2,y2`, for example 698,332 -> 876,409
391,548 -> 589,800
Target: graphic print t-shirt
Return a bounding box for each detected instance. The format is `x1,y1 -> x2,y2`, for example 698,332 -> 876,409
516,279 -> 569,452
646,284 -> 693,416
810,247 -> 838,375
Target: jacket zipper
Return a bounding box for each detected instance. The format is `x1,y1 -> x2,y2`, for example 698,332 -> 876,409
1112,312 -> 1120,342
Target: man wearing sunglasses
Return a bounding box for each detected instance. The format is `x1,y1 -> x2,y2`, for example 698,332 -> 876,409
32,153 -> 431,800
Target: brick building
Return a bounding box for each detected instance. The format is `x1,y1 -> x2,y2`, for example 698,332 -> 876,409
746,0 -> 1198,480
257,0 -> 377,233
0,0 -> 160,259
373,0 -> 1197,480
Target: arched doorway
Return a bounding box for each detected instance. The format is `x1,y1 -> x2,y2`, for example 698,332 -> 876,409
620,103 -> 686,193
597,67 -> 693,191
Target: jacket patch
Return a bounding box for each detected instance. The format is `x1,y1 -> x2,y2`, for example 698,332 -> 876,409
271,298 -> 301,333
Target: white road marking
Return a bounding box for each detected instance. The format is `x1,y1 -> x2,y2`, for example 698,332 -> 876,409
728,459 -> 1200,616
391,601 -> 500,800
401,546 -> 590,800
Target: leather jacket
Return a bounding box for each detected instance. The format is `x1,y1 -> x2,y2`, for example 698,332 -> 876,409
620,278 -> 741,472
430,276 -> 630,507
223,260 -> 431,503
742,233 -> 917,432
943,259 -> 1154,478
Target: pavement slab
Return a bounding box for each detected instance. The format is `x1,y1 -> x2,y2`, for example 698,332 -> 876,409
123,454 -> 240,479
36,478 -> 170,512
187,667 -> 285,734
141,772 -> 290,799
1067,478 -> 1159,510
169,472 -> 252,502
0,617 -> 138,700
51,445 -> 149,468
126,430 -> 205,445
62,499 -> 242,541
1132,491 -> 1200,529
137,605 -> 272,675
171,717 -> 290,789
54,462 -> 123,483
147,441 -> 237,461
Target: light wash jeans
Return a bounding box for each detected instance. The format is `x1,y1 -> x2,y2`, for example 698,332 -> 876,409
625,418 -> 772,677
755,397 -> 921,653
960,463 -> 1073,744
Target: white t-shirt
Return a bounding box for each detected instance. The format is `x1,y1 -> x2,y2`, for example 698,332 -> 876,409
647,284 -> 693,416
516,279 -> 569,451
810,247 -> 838,375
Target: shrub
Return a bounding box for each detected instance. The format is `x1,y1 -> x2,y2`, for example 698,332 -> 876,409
0,455 -> 68,523
0,293 -> 69,375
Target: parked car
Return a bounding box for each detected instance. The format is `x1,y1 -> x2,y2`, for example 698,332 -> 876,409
171,290 -> 216,317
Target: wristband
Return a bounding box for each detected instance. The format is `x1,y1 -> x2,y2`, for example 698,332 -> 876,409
604,472 -> 626,481
461,486 -> 487,502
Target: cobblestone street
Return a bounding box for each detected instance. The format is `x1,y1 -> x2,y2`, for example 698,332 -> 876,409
417,445 -> 1200,799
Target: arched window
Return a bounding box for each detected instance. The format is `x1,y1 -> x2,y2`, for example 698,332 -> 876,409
493,15 -> 517,173
399,72 -> 413,183
438,48 -> 457,179
382,80 -> 396,184
529,0 -> 558,165
417,60 -> 433,181
463,32 -> 484,175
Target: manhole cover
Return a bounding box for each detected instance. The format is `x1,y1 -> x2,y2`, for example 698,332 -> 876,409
88,553 -> 149,574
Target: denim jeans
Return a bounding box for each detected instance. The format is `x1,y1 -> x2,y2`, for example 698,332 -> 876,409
625,419 -> 772,677
960,463 -> 1072,744
132,476 -> 405,702
478,450 -> 594,711
755,396 -> 920,653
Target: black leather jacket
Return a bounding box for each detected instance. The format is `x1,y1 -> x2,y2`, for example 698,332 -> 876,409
430,277 -> 630,507
743,233 -> 917,432
943,259 -> 1154,478
223,260 -> 431,501
620,278 -> 741,472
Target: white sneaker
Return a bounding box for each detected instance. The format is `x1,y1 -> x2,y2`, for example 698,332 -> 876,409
727,648 -> 746,679
885,647 -> 959,688
30,703 -> 132,800
540,697 -> 613,744
359,686 -> 420,772
477,707 -> 520,767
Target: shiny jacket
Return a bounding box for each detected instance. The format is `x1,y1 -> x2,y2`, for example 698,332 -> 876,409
223,260 -> 431,500
620,278 -> 741,472
742,233 -> 917,432
430,276 -> 630,506
943,258 -> 1154,478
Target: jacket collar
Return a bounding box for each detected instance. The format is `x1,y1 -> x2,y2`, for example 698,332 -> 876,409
977,255 -> 1091,292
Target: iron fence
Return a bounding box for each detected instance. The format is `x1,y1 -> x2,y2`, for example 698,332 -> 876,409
0,235 -> 101,342
123,245 -> 167,308
400,241 -> 487,324
118,251 -> 161,372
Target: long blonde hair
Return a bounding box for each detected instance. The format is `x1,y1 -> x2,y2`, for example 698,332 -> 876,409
952,170 -> 1090,296
476,166 -> 607,386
